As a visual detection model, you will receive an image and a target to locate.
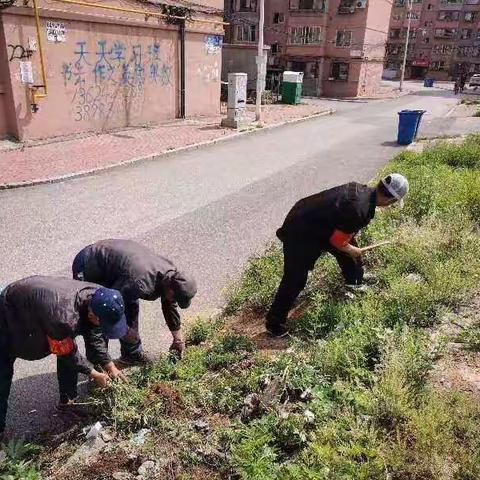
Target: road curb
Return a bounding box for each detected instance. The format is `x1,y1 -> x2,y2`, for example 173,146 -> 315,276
0,109 -> 335,191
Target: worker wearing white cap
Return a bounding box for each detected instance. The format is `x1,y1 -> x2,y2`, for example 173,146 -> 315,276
266,173 -> 409,337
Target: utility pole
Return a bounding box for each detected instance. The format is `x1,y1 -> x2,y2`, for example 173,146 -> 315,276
255,0 -> 265,122
399,0 -> 413,92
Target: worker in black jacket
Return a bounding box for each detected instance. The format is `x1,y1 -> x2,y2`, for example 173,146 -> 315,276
72,239 -> 197,363
266,174 -> 409,337
0,276 -> 129,437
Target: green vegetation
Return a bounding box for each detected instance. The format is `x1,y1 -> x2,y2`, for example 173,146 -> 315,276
0,438 -> 41,480
15,135 -> 480,479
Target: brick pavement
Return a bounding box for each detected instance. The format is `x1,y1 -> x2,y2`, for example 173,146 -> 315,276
0,101 -> 331,188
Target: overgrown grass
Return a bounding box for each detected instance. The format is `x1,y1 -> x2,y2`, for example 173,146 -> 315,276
29,135 -> 480,479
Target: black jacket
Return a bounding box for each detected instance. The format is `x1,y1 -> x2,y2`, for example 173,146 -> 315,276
0,276 -> 111,374
78,239 -> 197,331
277,182 -> 377,247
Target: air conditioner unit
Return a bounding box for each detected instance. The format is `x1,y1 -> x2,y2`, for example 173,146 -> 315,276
356,0 -> 367,8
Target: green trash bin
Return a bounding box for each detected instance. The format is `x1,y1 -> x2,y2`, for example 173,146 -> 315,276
282,71 -> 304,105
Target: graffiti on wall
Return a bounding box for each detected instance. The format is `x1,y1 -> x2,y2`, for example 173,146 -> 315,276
62,40 -> 173,123
8,44 -> 32,62
197,61 -> 220,84
204,35 -> 222,55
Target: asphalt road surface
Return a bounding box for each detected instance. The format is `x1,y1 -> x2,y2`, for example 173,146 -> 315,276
0,85 -> 459,438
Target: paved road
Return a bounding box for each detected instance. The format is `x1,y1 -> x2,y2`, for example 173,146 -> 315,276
0,85 -> 459,438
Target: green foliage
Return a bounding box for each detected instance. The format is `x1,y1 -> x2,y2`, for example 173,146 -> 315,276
186,317 -> 221,346
225,243 -> 284,315
205,334 -> 254,371
458,322 -> 480,352
0,439 -> 41,480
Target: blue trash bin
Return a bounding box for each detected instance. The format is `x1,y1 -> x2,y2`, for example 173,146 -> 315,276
424,78 -> 434,87
397,110 -> 426,145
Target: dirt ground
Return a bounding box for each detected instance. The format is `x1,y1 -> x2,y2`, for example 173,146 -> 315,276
429,295 -> 480,399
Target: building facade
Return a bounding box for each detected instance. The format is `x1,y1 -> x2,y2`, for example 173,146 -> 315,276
0,0 -> 224,141
385,0 -> 480,80
224,0 -> 392,98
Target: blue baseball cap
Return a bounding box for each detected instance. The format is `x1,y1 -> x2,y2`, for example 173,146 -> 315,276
90,288 -> 128,339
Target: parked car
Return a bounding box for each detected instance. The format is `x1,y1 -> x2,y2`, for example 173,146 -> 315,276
469,74 -> 480,87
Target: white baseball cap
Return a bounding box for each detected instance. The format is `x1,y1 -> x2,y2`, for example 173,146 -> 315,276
381,173 -> 409,207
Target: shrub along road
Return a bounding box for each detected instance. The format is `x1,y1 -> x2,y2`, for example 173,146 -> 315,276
0,86 -> 460,439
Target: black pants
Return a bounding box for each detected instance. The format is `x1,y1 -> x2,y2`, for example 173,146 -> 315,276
72,247 -> 142,358
0,337 -> 93,433
266,241 -> 364,328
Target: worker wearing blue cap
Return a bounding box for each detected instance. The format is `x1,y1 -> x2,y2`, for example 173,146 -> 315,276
0,276 -> 129,438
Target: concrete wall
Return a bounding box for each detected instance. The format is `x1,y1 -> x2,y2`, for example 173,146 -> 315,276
186,32 -> 222,116
222,44 -> 269,91
1,0 -> 223,141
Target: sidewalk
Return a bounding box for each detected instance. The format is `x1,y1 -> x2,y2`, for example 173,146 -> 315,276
0,101 -> 332,189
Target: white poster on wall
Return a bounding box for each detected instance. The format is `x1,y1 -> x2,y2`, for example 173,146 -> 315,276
20,61 -> 34,84
46,21 -> 66,42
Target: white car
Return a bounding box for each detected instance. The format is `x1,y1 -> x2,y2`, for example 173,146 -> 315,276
469,74 -> 480,87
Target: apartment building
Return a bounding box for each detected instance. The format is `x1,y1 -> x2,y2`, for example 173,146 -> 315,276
223,0 -> 392,98
385,0 -> 480,80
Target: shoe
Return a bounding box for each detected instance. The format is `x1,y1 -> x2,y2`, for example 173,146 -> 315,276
117,350 -> 155,367
266,322 -> 289,338
56,398 -> 91,416
345,284 -> 371,293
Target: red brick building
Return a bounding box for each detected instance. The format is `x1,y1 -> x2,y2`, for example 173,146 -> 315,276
385,0 -> 480,80
224,0 -> 392,98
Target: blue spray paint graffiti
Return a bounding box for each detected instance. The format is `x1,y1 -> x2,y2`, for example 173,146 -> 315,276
62,39 -> 173,122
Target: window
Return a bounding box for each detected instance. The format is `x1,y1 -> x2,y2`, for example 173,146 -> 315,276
386,43 -> 403,55
464,12 -> 476,22
440,0 -> 463,4
236,24 -> 257,42
430,60 -> 446,70
270,43 -> 282,54
330,62 -> 349,81
336,30 -> 352,47
289,0 -> 325,10
239,0 -> 257,11
390,29 -> 401,39
461,28 -> 472,39
438,10 -> 460,20
434,28 -> 458,38
289,26 -> 322,44
422,37 -> 430,43
299,0 -> 314,8
433,44 -> 453,53
407,11 -> 420,19
273,12 -> 285,23
394,0 -> 422,4
338,0 -> 356,13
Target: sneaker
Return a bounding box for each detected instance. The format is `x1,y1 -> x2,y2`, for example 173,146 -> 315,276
117,350 -> 155,367
266,322 -> 289,338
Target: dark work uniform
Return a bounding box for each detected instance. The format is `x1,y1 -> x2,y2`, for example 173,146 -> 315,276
72,239 -> 196,357
0,276 -> 111,433
267,182 -> 377,328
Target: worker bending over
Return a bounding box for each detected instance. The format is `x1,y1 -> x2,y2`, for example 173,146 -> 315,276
266,174 -> 409,337
0,276 -> 128,437
72,239 -> 197,362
